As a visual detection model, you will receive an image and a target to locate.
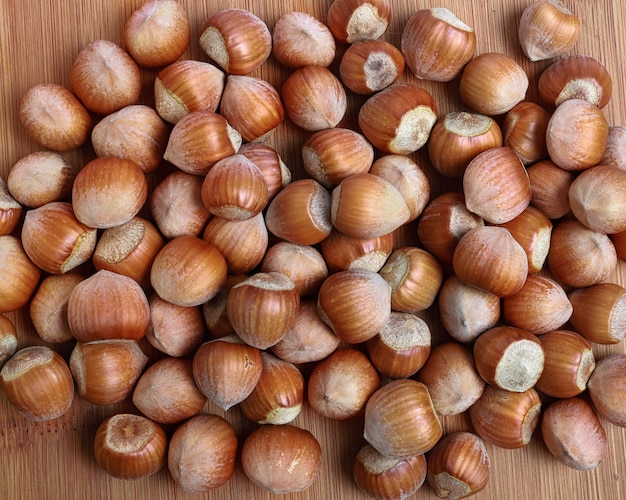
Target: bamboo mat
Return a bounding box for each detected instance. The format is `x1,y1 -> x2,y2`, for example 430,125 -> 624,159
1,1 -> 626,499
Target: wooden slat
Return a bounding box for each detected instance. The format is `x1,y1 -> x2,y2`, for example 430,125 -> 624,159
1,1 -> 626,499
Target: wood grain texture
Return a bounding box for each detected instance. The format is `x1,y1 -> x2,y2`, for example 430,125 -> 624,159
1,1 -> 626,499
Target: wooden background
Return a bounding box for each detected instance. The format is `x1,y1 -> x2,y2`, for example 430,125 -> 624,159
1,0 -> 626,498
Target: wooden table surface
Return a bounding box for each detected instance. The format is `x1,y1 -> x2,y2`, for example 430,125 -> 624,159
1,0 -> 626,499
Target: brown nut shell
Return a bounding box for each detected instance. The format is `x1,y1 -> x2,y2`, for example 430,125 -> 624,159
92,216 -> 165,290
379,247 -> 443,313
518,0 -> 580,62
226,272 -> 300,350
317,269 -> 391,344
587,354 -> 626,427
426,432 -> 491,499
241,424 -> 322,494
71,157 -> 148,229
154,60 -> 225,124
199,8 -> 271,75
401,8 -> 476,82
302,128 -> 374,189
545,98 -> 608,171
270,300 -> 340,365
416,341 -> 485,416
462,146 -> 531,225
568,283 -> 626,345
547,219 -> 617,289
200,154 -> 269,221
473,326 -> 545,393
417,192 -> 484,265
219,75 -> 284,142
428,112 -> 503,178
192,335 -> 263,411
132,357 -> 207,425
202,213 -> 268,275
495,205 -> 553,274
366,312 -> 431,379
438,274 -> 500,344
358,83 -> 437,155
265,179 -> 332,246
502,274 -> 572,335
364,379 -> 442,459
69,339 -> 148,405
452,226 -> 528,297
469,385 -> 541,449
331,173 -> 410,239
21,201 -> 97,275
167,414 -> 237,493
569,164 -> 626,234
29,273 -> 84,344
0,314 -> 17,368
353,444 -> 427,500
124,0 -> 190,68
536,329 -> 595,398
94,413 -> 167,480
282,65 -> 347,131
240,352 -> 305,425
0,345 -> 74,421
326,0 -> 392,43
272,11 -> 336,69
67,269 -> 150,342
502,101 -> 550,165
163,110 -> 242,176
538,54 -> 612,109
260,243 -> 328,297
541,397 -> 607,471
19,84 -> 91,152
70,39 -> 141,115
91,104 -> 169,174
0,235 -> 41,313
460,53 -> 529,116
307,348 -> 380,420
7,151 -> 78,209
150,235 -> 228,308
339,39 -> 404,95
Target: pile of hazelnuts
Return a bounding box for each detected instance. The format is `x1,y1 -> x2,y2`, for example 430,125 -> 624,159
2,0 -> 626,498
